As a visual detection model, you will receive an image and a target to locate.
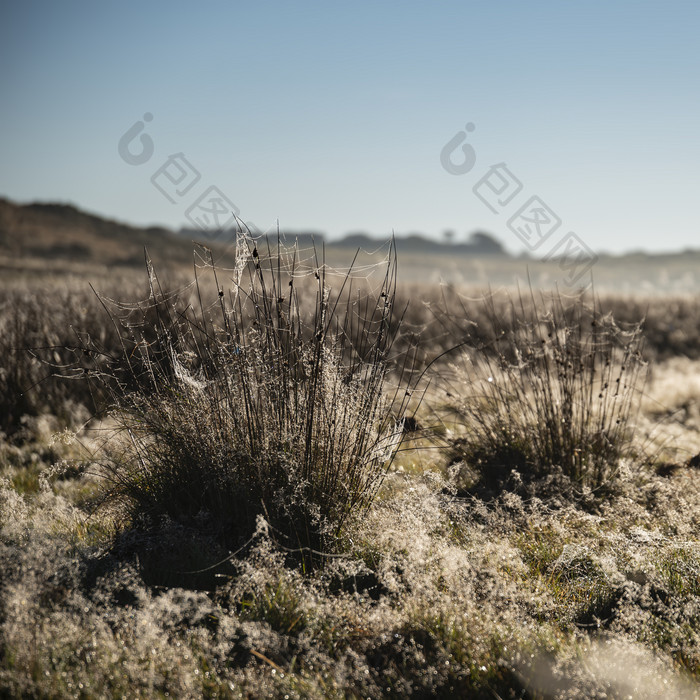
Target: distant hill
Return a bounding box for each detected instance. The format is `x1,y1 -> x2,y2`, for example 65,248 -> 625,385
0,197 -> 197,268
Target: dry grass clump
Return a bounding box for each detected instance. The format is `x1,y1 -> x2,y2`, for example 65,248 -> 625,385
441,289 -> 647,495
88,238 -> 409,569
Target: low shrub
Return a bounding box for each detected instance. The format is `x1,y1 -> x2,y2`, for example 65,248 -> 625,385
91,236 -> 410,569
443,289 -> 647,495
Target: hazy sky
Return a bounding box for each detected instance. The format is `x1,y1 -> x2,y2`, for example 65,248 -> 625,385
1,1 -> 699,254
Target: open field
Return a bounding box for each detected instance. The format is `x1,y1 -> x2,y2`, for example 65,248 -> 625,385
336,247 -> 700,294
2,241 -> 700,699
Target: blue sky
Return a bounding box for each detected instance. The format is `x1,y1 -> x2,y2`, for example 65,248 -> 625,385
1,1 -> 699,254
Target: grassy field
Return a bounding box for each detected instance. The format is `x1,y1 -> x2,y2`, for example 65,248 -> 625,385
2,239 -> 700,699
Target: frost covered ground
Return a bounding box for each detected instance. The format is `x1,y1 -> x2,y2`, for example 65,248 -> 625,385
2,265 -> 700,698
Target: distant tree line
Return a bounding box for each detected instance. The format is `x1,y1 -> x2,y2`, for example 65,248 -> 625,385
178,227 -> 507,256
